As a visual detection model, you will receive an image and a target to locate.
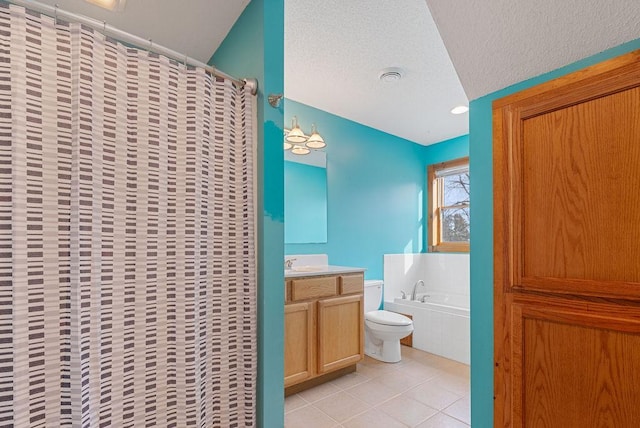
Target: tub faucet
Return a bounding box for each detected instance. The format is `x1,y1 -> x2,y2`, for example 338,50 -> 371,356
411,280 -> 424,301
284,258 -> 296,270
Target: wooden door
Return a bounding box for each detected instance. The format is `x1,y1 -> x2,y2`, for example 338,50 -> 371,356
284,301 -> 315,387
494,50 -> 640,427
317,294 -> 364,374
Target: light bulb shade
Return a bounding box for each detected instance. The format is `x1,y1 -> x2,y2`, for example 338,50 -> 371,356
291,145 -> 310,155
306,131 -> 326,149
285,126 -> 308,144
285,117 -> 308,144
283,141 -> 293,150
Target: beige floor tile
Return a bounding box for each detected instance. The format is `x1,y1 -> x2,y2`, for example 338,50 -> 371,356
345,379 -> 401,406
330,371 -> 371,390
298,381 -> 342,403
404,379 -> 462,410
441,361 -> 470,378
377,395 -> 438,427
358,356 -> 401,375
285,405 -> 340,428
285,394 -> 309,414
431,371 -> 471,397
395,361 -> 443,382
287,348 -> 470,427
354,363 -> 386,379
342,408 -> 408,428
313,391 -> 371,423
416,412 -> 469,428
400,345 -> 427,360
411,352 -> 458,370
443,394 -> 470,425
374,370 -> 426,393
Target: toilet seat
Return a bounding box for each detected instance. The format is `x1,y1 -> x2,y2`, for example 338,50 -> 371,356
365,310 -> 412,326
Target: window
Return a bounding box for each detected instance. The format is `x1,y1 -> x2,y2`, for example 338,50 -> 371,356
428,157 -> 469,252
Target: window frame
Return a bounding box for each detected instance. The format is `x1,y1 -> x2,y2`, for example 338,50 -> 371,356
427,156 -> 470,253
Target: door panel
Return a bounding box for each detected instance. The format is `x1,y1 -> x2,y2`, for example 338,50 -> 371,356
512,298 -> 640,427
494,49 -> 640,427
284,301 -> 315,387
522,87 -> 640,284
317,294 -> 364,374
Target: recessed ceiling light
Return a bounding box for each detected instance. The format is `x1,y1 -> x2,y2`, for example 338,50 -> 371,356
450,105 -> 469,115
85,0 -> 127,11
378,67 -> 404,83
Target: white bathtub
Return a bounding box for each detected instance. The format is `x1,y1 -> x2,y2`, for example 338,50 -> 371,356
384,293 -> 470,364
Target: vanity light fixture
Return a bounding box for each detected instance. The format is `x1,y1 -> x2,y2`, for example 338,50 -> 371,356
305,124 -> 326,149
285,117 -> 309,144
290,145 -> 311,155
284,117 -> 326,155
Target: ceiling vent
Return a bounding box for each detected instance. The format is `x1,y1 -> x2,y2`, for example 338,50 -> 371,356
378,67 -> 404,83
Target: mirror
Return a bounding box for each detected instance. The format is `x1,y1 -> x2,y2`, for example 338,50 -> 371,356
284,149 -> 327,244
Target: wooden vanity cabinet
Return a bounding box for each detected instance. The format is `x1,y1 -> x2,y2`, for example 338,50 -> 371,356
284,273 -> 364,393
284,301 -> 315,387
317,294 -> 364,374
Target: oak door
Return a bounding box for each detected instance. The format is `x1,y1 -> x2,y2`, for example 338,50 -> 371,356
494,49 -> 640,427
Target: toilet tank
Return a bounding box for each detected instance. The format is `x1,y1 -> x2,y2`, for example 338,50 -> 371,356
364,280 -> 383,312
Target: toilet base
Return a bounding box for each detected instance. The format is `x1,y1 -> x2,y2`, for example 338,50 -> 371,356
364,336 -> 402,363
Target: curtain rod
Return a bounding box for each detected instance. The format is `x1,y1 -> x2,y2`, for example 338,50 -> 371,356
6,0 -> 258,95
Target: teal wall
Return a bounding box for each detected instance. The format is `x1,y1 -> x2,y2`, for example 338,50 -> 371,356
284,99 -> 468,279
211,0 -> 285,426
470,39 -> 640,428
285,161 -> 328,243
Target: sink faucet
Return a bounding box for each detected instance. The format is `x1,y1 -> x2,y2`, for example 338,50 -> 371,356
411,280 -> 424,301
284,258 -> 296,270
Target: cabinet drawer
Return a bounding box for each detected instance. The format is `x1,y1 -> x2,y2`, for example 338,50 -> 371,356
340,274 -> 364,295
291,276 -> 338,301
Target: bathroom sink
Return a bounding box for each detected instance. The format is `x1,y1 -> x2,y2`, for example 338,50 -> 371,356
291,265 -> 326,273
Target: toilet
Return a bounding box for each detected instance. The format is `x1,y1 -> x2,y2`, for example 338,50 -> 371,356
364,280 -> 413,363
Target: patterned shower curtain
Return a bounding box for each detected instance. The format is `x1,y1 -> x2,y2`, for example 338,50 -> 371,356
0,3 -> 256,427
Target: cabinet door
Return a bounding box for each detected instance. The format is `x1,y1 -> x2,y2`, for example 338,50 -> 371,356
317,294 -> 364,374
494,51 -> 640,427
284,301 -> 315,387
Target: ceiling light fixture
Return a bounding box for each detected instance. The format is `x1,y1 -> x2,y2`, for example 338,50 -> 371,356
450,105 -> 469,115
283,118 -> 326,155
85,0 -> 127,11
378,67 -> 404,83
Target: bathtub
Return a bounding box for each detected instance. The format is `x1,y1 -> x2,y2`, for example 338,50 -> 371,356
384,293 -> 470,364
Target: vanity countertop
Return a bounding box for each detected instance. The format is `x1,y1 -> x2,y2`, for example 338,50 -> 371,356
284,265 -> 365,279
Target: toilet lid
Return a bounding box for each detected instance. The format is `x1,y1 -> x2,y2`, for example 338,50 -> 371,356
366,310 -> 412,326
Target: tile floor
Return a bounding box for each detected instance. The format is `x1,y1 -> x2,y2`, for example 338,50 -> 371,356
285,346 -> 470,428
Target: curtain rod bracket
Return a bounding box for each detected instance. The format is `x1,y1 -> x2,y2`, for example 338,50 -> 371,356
243,78 -> 258,96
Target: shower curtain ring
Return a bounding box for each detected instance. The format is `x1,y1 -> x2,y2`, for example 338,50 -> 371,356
54,4 -> 58,24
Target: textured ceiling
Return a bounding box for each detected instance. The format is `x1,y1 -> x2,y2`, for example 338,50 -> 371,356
285,0 -> 469,146
34,0 -> 249,63
19,0 -> 640,147
426,0 -> 640,100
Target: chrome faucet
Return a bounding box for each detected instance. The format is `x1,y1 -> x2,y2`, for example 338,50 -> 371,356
284,258 -> 296,270
400,290 -> 407,299
411,280 -> 424,301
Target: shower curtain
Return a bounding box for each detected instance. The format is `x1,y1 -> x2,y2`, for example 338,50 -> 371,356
0,4 -> 256,427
